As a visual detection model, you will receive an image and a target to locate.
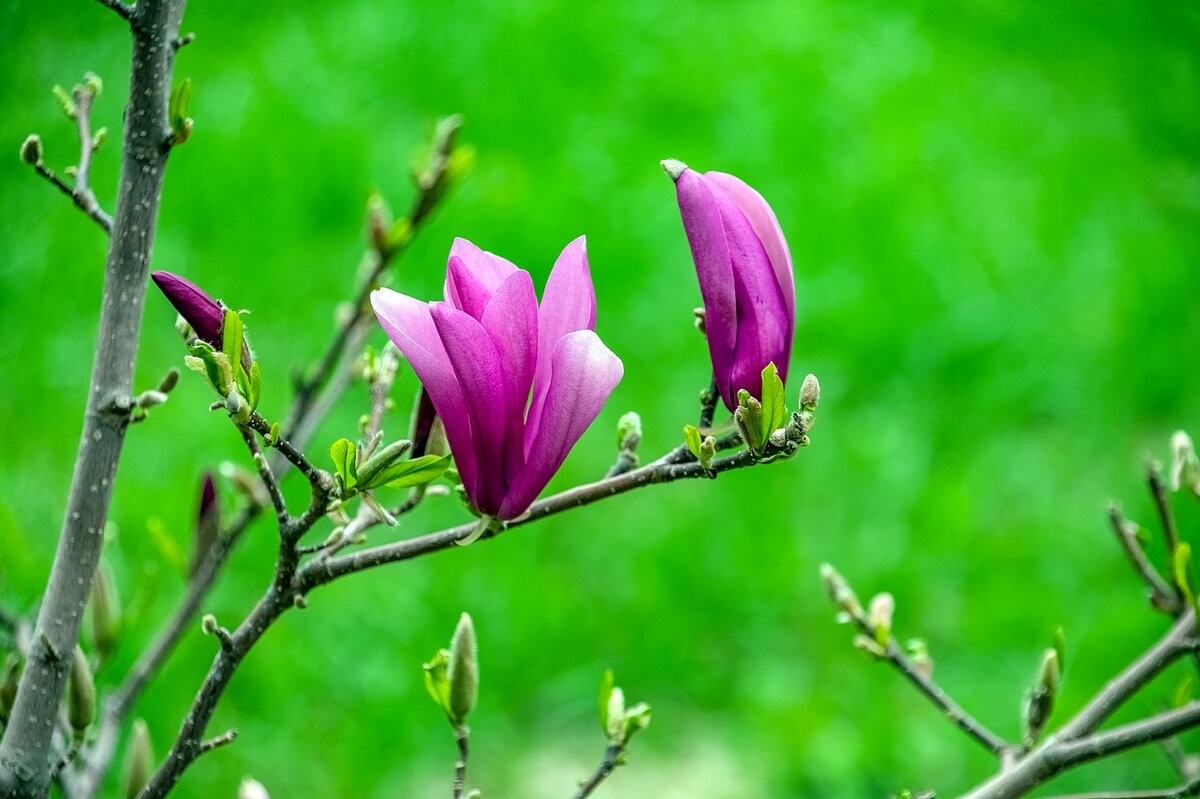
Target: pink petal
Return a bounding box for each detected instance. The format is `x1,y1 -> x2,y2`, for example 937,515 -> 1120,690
711,188 -> 792,397
673,169 -> 738,405
704,172 -> 795,330
443,237 -> 519,309
479,270 -> 538,486
431,303 -> 510,516
499,330 -> 623,519
370,289 -> 478,503
527,236 -> 597,450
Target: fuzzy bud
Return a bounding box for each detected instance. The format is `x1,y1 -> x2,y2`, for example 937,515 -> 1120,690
239,779 -> 271,799
90,563 -> 120,663
799,373 -> 820,411
1024,648 -> 1060,745
820,563 -> 864,620
68,645 -> 96,733
19,134 -> 42,165
124,719 -> 153,799
869,592 -> 895,646
448,612 -> 479,724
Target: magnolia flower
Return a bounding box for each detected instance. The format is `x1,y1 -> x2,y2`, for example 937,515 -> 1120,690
371,237 -> 623,520
662,160 -> 795,411
150,270 -> 252,373
150,271 -> 225,348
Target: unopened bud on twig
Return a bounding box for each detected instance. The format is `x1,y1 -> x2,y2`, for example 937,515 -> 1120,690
1024,648 -> 1060,745
19,134 -> 42,165
820,563 -> 864,620
90,562 -> 120,663
68,645 -> 95,734
124,719 -> 153,799
617,412 -> 642,453
238,778 -> 271,799
869,592 -> 895,646
367,193 -> 393,256
799,373 -> 820,411
1170,430 -> 1199,496
448,612 -> 479,724
0,654 -> 20,724
734,390 -> 765,453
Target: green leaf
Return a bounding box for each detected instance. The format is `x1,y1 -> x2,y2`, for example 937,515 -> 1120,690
52,84 -> 77,119
355,439 -> 414,489
683,424 -> 702,458
222,310 -> 244,376
329,438 -> 358,492
423,649 -> 452,719
375,454 -> 452,489
1174,674 -> 1194,709
759,362 -> 787,440
185,341 -> 232,396
622,701 -> 652,744
598,669 -> 614,735
1053,626 -> 1066,674
169,78 -> 193,143
1173,542 -> 1198,614
248,361 -> 262,410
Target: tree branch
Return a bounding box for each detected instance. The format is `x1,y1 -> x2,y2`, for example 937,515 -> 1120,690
0,3 -> 188,795
573,744 -> 624,799
93,0 -> 133,22
1149,462 -> 1182,560
1041,778 -> 1200,799
1109,503 -> 1180,614
452,727 -> 469,799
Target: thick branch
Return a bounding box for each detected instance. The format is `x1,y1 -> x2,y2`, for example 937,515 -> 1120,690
1058,610 -> 1195,740
1042,779 -> 1200,799
0,2 -> 187,796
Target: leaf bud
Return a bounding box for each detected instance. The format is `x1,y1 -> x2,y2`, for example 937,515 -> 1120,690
68,645 -> 96,733
82,71 -> 103,97
820,563 -> 863,620
367,192 -> 393,255
1170,430 -> 1199,495
90,562 -> 120,662
92,126 -> 108,151
869,592 -> 895,646
734,391 -> 765,453
124,719 -> 153,799
699,435 -> 716,471
605,686 -> 626,743
853,633 -> 886,659
0,654 -> 21,724
1024,648 -> 1060,744
201,614 -> 220,636
19,134 -> 42,165
448,612 -> 479,724
239,778 -> 271,799
616,411 -> 642,452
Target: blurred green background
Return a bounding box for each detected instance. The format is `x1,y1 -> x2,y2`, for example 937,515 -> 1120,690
3,1 -> 1200,796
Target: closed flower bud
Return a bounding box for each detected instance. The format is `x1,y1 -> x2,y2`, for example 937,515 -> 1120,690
1024,648 -> 1060,744
151,271 -> 225,349
799,374 -> 820,411
90,562 -> 120,663
664,160 -> 795,410
448,612 -> 478,724
68,645 -> 96,733
616,411 -> 642,452
820,563 -> 864,620
239,778 -> 271,799
124,719 -> 153,799
1170,430 -> 1199,494
869,592 -> 895,646
0,654 -> 20,724
20,134 -> 42,165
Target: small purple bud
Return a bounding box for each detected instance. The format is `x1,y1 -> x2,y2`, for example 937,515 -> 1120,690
151,270 -> 224,348
190,472 -> 220,578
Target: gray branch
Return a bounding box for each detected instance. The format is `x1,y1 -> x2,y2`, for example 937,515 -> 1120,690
0,2 -> 187,796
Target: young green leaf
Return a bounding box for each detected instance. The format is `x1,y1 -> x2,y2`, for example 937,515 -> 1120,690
248,361 -> 262,410
759,362 -> 787,440
329,438 -> 358,491
371,454 -> 452,490
355,439 -> 414,488
598,669 -> 614,735
1174,542 -> 1198,614
683,424 -> 703,458
169,78 -> 193,144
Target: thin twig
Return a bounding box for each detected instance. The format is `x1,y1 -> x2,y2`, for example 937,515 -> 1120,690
1109,504 -> 1180,614
453,727 -> 469,799
197,729 -> 237,754
32,163 -> 112,234
1058,609 -> 1196,740
574,744 -> 623,799
843,599 -> 1014,759
239,427 -> 288,525
1149,463 -> 1182,563
93,0 -> 133,22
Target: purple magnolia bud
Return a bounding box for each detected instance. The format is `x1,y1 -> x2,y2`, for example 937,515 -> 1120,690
150,271 -> 224,348
371,236 -> 622,520
189,471 -> 220,578
663,160 -> 795,411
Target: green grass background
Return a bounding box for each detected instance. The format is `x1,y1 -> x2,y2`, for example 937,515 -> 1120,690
3,1 -> 1200,796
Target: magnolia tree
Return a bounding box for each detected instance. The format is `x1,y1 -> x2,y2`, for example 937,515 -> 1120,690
1,3 -> 1199,799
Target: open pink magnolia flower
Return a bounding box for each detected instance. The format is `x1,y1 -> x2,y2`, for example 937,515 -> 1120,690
663,160 -> 795,411
371,237 -> 623,520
